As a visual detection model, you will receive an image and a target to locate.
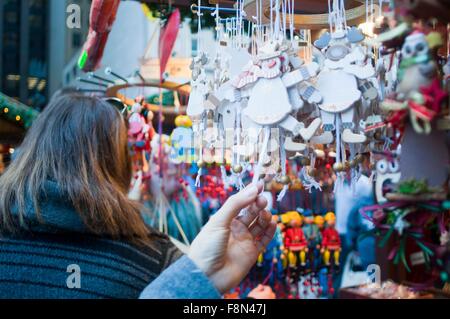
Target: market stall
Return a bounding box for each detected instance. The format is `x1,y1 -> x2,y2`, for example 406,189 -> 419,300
72,0 -> 450,299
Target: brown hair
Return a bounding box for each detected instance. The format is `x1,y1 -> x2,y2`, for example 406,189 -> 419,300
0,94 -> 150,239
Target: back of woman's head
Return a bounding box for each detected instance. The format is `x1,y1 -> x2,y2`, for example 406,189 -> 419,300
0,94 -> 150,239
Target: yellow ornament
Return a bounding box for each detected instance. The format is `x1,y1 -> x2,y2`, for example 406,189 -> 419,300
426,32 -> 443,50
174,115 -> 192,128
324,212 -> 336,222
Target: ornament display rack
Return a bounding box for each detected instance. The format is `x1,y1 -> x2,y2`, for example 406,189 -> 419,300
73,0 -> 450,299
77,71 -> 191,132
105,80 -> 190,116
242,0 -> 377,30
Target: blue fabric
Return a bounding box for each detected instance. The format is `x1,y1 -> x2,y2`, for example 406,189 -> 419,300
140,255 -> 221,299
1,180 -> 221,299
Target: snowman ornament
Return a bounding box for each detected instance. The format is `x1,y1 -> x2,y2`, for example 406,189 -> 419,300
311,27 -> 375,145
224,39 -> 323,196
237,40 -> 322,142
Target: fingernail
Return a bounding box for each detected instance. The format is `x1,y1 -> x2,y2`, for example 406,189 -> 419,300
257,180 -> 264,186
246,184 -> 258,195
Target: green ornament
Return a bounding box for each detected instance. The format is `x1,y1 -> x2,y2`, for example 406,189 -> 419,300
397,179 -> 429,195
442,201 -> 450,210
440,271 -> 449,283
78,50 -> 88,70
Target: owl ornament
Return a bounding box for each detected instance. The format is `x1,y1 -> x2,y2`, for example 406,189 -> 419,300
382,31 -> 448,135
380,31 -> 449,190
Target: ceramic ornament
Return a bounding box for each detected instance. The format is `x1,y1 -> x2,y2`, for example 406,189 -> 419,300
228,39 -> 323,198
221,0 -> 327,198
187,53 -> 211,186
170,115 -> 195,164
382,31 -> 447,135
396,32 -> 436,100
311,28 -> 375,146
372,153 -> 401,203
379,30 -> 449,190
187,52 -> 210,121
194,12 -> 254,189
233,40 -> 321,140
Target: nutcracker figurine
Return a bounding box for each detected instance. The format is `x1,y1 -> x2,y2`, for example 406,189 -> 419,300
283,211 -> 308,267
256,216 -> 285,286
321,212 -> 341,266
302,209 -> 322,270
314,215 -> 325,232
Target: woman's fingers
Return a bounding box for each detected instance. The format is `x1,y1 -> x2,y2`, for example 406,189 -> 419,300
248,210 -> 272,238
256,221 -> 277,252
208,181 -> 263,228
237,195 -> 268,227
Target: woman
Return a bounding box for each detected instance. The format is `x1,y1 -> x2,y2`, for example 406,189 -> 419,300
0,94 -> 276,298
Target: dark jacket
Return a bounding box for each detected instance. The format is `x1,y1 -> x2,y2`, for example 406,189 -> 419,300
0,181 -> 182,298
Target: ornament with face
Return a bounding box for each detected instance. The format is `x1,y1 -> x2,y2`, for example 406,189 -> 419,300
314,215 -> 325,231
311,28 -> 374,145
243,42 -> 292,126
382,31 -> 448,136
302,209 -> 322,253
234,40 -> 321,140
216,39 -> 322,196
170,115 -> 194,164
397,32 -> 436,100
321,212 -> 341,266
373,155 -> 401,203
283,211 -> 308,267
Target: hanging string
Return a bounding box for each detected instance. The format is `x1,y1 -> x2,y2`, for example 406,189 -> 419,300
274,0 -> 281,40
214,3 -> 220,42
239,0 -> 245,47
197,0 -> 203,53
300,151 -> 322,192
328,0 -> 347,33
252,127 -> 271,185
259,0 -> 264,46
287,0 -> 295,44
270,0 -> 274,38
370,0 -> 374,25
281,0 -> 287,39
195,117 -> 205,187
341,0 -> 348,29
334,115 -> 343,193
235,0 -> 240,47
365,0 -> 369,24
328,0 -> 333,32
349,145 -> 357,195
277,131 -> 288,201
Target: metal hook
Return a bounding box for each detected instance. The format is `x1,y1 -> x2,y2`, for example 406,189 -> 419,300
190,3 -> 198,14
191,3 -> 241,15
77,77 -> 108,88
